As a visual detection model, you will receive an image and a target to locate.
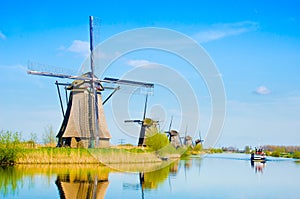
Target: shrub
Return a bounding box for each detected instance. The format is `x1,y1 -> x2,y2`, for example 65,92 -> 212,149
145,127 -> 169,152
293,151 -> 300,159
209,148 -> 223,153
0,130 -> 22,166
193,144 -> 203,152
271,150 -> 281,157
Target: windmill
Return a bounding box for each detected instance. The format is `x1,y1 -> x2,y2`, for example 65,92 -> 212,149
182,126 -> 193,147
164,116 -> 182,148
195,130 -> 204,146
28,16 -> 154,148
124,94 -> 158,146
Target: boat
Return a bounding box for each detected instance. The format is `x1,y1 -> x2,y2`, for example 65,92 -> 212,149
251,147 -> 266,162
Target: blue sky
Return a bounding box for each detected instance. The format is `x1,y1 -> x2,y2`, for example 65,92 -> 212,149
0,0 -> 300,148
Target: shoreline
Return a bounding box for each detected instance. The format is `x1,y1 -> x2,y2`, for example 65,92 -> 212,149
15,147 -> 182,165
2,146 -> 299,167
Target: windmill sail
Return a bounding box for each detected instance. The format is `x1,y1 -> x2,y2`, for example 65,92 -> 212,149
138,94 -> 148,146
89,16 -> 101,147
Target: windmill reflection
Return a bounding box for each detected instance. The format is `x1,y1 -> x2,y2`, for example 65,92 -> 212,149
122,161 -> 181,199
55,169 -> 109,199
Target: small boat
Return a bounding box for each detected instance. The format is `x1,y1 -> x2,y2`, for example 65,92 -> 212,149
251,147 -> 266,162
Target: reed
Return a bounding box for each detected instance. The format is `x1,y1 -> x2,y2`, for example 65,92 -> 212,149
17,147 -> 99,164
89,148 -> 162,164
16,147 -> 164,164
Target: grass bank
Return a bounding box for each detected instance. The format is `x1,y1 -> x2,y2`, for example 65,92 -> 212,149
1,130 -> 185,166
16,147 -> 165,164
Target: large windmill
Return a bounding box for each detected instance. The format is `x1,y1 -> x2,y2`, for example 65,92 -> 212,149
28,16 -> 154,148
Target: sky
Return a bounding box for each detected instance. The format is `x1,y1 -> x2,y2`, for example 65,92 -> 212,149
0,0 -> 300,148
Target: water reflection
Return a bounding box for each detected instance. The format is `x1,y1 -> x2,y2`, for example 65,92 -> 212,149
0,161 -> 182,199
141,164 -> 173,190
55,169 -> 109,199
2,155 -> 300,198
250,161 -> 266,174
0,164 -> 112,199
121,161 -> 180,199
53,162 -> 180,199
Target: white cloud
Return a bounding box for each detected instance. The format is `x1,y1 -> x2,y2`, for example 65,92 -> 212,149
0,31 -> 6,40
67,40 -> 90,57
254,85 -> 271,95
126,59 -> 157,68
193,21 -> 259,43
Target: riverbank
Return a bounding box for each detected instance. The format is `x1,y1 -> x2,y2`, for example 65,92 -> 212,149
13,146 -> 184,165
0,130 -> 184,166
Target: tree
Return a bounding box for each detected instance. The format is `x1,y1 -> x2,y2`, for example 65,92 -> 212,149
26,132 -> 38,148
245,146 -> 251,154
42,125 -> 56,146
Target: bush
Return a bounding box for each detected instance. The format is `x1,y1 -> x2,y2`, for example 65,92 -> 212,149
271,150 -> 281,157
193,144 -> 203,152
293,151 -> 300,159
0,130 -> 22,166
145,127 -> 169,152
209,148 -> 223,153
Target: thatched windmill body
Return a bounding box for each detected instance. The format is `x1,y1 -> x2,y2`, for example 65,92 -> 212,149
164,117 -> 182,148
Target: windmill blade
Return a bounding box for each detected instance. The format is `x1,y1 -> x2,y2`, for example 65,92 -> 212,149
28,69 -> 105,85
142,94 -> 148,120
55,82 -> 71,86
124,119 -> 143,123
55,81 -> 65,117
27,70 -> 85,80
89,15 -> 101,146
138,125 -> 147,146
28,60 -> 79,76
103,86 -> 118,90
102,86 -> 120,105
168,116 -> 173,132
103,77 -> 154,88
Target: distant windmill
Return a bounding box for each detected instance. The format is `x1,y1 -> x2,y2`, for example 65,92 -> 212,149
195,130 -> 204,146
27,16 -> 154,148
182,126 -> 193,147
124,94 -> 158,146
164,116 -> 182,148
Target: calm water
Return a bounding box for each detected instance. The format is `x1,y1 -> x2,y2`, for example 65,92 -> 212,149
1,153 -> 300,199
